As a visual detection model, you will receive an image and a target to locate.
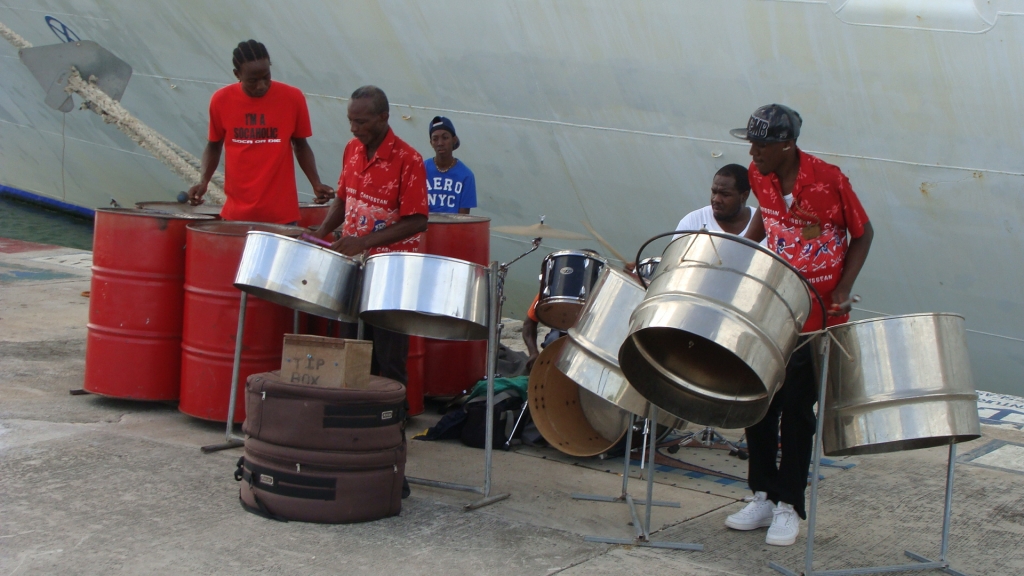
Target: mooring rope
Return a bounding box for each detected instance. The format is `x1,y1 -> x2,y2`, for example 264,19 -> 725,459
0,20 -> 225,203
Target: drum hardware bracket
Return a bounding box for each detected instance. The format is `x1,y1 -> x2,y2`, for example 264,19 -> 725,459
407,261 -> 512,510
666,427 -> 748,460
575,410 -> 703,552
769,335 -> 968,576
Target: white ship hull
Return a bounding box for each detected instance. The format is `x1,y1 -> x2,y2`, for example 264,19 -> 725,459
1,0 -> 1022,393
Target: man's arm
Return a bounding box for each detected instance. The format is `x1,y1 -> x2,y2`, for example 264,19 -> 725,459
331,214 -> 428,257
187,141 -> 224,205
523,316 -> 540,370
743,208 -> 767,243
292,137 -> 335,204
829,221 -> 874,316
458,208 -> 471,214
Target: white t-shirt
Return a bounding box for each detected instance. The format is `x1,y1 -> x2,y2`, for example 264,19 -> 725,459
674,205 -> 755,239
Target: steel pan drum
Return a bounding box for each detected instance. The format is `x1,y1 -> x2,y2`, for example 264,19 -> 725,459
234,232 -> 362,321
619,232 -> 811,429
822,313 -> 980,456
360,253 -> 489,340
136,201 -> 223,217
529,337 -> 631,457
636,257 -> 661,282
557,267 -> 684,428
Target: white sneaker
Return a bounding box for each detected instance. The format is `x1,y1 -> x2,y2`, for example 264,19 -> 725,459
724,491 -> 775,530
766,502 -> 800,546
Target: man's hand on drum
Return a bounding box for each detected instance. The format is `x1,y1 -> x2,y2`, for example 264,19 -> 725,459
829,285 -> 853,316
331,235 -> 367,257
312,183 -> 336,205
525,353 -> 539,372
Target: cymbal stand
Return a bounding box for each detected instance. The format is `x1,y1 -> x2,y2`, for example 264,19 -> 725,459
769,336 -> 967,576
574,409 -> 703,551
407,240 -> 540,509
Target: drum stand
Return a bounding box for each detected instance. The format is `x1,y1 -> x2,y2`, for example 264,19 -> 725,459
769,336 -> 967,576
406,260 -> 514,510
574,408 -> 703,551
201,295 -> 302,454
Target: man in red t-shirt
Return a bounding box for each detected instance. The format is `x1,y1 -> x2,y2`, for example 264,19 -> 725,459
314,85 -> 428,388
187,39 -> 334,223
723,104 -> 873,547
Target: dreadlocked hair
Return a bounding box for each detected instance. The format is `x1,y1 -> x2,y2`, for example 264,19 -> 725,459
232,40 -> 270,70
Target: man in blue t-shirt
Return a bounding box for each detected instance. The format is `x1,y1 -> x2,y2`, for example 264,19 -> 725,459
425,116 -> 477,214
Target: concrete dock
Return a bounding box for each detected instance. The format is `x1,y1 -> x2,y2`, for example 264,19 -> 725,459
2,239 -> 1024,575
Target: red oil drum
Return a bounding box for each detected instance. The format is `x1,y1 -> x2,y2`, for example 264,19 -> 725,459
298,203 -> 330,229
179,221 -> 303,422
420,214 -> 491,397
85,209 -> 216,400
405,336 -> 426,416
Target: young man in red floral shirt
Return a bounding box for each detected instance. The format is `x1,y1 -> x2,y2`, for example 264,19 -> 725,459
724,104 -> 874,546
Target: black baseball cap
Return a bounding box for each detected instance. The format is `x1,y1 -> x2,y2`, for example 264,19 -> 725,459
429,116 -> 459,149
730,104 -> 802,143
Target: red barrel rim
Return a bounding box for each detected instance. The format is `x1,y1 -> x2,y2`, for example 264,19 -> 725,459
185,221 -> 305,237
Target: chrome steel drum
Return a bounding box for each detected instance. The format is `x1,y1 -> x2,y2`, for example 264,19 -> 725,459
536,250 -> 607,330
636,257 -> 661,282
529,337 -> 631,457
557,267 -> 684,429
619,232 -> 811,429
360,253 -> 489,340
234,232 -> 362,321
822,313 -> 980,456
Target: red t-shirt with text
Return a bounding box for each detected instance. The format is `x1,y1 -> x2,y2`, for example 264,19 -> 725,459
337,128 -> 428,255
749,150 -> 869,332
208,81 -> 310,224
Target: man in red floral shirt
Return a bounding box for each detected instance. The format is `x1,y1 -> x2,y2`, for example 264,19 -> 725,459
315,85 -> 428,390
724,104 -> 873,546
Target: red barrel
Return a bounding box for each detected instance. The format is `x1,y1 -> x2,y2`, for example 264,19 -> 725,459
418,214 -> 491,397
85,209 -> 216,400
298,203 -> 330,229
179,222 -> 303,422
405,337 -> 426,416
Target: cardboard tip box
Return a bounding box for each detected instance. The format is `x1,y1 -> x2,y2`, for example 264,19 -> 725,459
281,334 -> 373,389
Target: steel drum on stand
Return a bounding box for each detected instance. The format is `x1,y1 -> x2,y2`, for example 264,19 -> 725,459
556,267 -> 684,429
529,337 -> 632,457
822,313 -> 980,456
420,213 -> 490,397
136,201 -> 223,218
619,232 -> 811,429
179,222 -> 302,422
359,253 -> 490,341
85,209 -> 215,400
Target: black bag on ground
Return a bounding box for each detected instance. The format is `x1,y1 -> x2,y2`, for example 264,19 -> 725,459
460,391 -> 523,449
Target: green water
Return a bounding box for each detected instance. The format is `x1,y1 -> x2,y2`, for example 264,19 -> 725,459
0,197 -> 94,250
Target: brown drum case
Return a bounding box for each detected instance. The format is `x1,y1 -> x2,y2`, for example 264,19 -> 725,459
243,373 -> 406,451
237,438 -> 406,524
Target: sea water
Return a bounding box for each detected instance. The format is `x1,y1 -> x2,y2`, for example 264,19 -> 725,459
0,197 -> 93,250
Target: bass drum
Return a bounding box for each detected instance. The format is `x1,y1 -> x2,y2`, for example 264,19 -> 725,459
536,250 -> 606,330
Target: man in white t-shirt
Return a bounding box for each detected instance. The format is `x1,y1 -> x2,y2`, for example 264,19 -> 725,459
675,163 -> 754,237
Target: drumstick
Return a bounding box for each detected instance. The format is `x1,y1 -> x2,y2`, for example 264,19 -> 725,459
580,220 -> 627,263
300,233 -> 334,248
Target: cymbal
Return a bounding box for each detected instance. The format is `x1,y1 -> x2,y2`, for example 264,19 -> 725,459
492,222 -> 592,240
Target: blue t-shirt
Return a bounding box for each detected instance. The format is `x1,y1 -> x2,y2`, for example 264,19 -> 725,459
425,158 -> 477,213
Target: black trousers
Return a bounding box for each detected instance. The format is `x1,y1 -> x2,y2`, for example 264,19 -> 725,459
744,339 -> 818,519
362,323 -> 409,385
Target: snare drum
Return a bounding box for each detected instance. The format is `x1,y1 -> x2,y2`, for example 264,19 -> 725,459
536,250 -> 606,330
636,257 -> 661,283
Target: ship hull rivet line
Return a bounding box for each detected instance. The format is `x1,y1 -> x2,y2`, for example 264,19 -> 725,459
769,336 -> 968,576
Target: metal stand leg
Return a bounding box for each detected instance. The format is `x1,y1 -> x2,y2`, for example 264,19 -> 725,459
201,291 -> 247,453
578,410 -> 702,551
406,261 -> 510,510
503,402 -> 529,450
293,309 -> 300,334
769,337 -> 968,576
